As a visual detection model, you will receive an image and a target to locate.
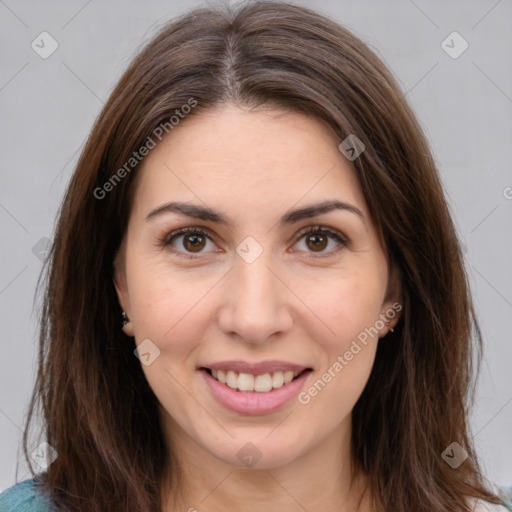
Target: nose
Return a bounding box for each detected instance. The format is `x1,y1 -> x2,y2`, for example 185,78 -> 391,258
217,250 -> 294,344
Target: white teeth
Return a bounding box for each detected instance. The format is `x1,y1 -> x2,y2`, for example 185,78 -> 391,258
208,368 -> 307,392
272,371 -> 284,388
237,373 -> 254,391
254,373 -> 273,392
226,370 -> 238,389
283,371 -> 294,384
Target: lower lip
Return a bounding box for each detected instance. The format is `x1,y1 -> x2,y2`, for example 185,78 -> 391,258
200,369 -> 312,415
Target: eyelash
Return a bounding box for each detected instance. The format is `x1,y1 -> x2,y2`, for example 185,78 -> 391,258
158,225 -> 348,260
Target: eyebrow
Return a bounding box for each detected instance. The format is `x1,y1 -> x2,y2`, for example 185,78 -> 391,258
145,199 -> 365,227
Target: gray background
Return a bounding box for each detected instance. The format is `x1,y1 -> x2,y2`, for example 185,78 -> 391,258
1,0 -> 511,494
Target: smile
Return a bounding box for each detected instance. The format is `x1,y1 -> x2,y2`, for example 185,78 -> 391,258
204,368 -> 309,392
200,367 -> 313,415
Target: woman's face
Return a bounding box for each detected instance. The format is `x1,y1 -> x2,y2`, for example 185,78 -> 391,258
114,104 -> 400,470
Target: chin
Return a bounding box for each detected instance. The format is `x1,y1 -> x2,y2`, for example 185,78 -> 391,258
202,432 -> 306,470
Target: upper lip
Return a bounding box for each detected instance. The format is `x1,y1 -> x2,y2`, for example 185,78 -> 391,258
201,360 -> 311,374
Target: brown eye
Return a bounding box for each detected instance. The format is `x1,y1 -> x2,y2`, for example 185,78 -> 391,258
182,233 -> 206,252
293,226 -> 348,256
161,227 -> 216,259
305,233 -> 328,252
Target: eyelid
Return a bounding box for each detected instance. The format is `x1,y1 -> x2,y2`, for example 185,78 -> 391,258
158,226 -> 218,260
159,224 -> 348,259
290,225 -> 348,258
294,225 -> 348,245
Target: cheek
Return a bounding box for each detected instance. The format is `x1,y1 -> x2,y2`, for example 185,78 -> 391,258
295,267 -> 384,408
298,276 -> 381,419
126,258 -> 219,357
311,345 -> 377,428
300,268 -> 386,346
126,262 -> 212,417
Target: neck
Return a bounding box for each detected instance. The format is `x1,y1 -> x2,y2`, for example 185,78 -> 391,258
159,414 -> 371,512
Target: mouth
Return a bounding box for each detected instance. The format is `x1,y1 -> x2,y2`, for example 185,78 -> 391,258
200,367 -> 312,393
200,365 -> 313,415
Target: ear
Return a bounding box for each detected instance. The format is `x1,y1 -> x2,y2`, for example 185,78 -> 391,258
378,263 -> 402,337
113,245 -> 135,337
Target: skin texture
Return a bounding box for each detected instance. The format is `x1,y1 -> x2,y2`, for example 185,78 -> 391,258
114,104 -> 401,511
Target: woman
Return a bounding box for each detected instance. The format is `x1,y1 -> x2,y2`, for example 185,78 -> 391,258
1,2 -> 510,511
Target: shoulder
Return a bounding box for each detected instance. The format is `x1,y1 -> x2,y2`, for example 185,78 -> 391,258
469,497 -> 512,512
0,478 -> 53,512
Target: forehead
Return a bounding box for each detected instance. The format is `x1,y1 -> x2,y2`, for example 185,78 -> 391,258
131,105 -> 369,220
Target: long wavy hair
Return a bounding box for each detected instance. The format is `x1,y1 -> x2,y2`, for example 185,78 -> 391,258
21,1 -> 507,511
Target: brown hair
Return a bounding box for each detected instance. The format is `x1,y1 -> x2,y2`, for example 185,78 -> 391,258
22,1 -> 507,511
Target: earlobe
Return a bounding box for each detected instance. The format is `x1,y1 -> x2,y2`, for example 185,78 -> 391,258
114,275 -> 134,337
121,311 -> 135,337
113,251 -> 133,336
378,301 -> 401,338
380,264 -> 403,337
